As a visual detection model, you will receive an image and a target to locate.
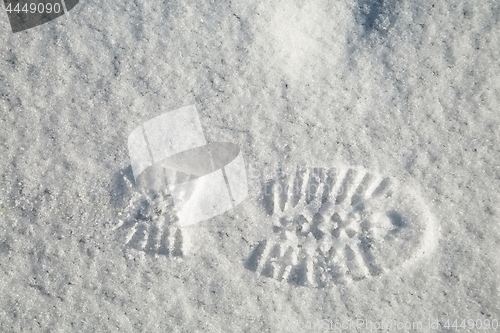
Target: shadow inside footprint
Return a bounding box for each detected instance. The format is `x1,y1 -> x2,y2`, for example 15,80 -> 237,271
262,180 -> 275,216
288,258 -> 308,286
356,0 -> 396,34
245,240 -> 267,272
387,210 -> 406,231
109,166 -> 135,213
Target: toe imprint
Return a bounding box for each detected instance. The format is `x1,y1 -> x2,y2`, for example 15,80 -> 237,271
246,165 -> 438,287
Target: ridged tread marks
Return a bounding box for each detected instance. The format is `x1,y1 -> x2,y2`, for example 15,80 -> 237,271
247,166 -> 393,286
114,190 -> 185,258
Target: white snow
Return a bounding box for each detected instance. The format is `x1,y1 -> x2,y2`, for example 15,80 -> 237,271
0,0 -> 499,331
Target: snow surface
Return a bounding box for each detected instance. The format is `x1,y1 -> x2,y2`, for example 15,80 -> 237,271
0,0 -> 499,331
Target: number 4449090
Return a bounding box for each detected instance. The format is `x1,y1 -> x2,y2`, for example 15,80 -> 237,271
5,2 -> 62,14
443,319 -> 498,330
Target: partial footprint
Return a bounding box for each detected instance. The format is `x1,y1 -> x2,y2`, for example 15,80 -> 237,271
245,165 -> 438,287
113,189 -> 188,258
